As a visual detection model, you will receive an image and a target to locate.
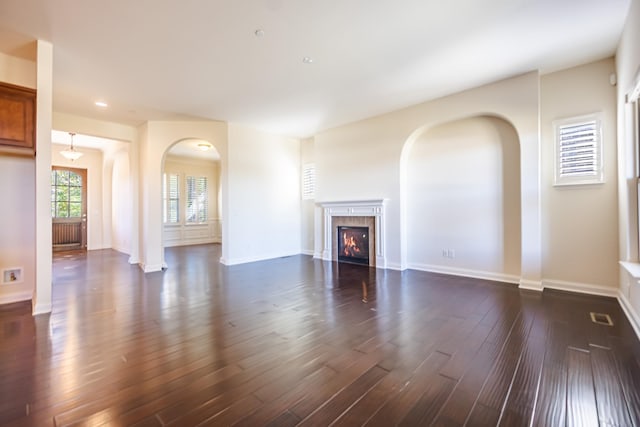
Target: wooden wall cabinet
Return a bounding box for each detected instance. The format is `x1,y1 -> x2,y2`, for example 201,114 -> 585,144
0,81 -> 36,157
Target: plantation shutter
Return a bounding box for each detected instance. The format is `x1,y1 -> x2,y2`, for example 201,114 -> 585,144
302,163 -> 315,200
163,173 -> 179,223
187,176 -> 208,223
554,115 -> 603,185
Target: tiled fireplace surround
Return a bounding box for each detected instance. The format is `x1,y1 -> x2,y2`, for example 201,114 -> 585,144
319,200 -> 386,268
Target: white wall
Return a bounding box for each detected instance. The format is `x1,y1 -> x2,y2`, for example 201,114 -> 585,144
52,145 -> 106,250
300,137 -> 315,255
541,58 -> 619,291
406,116 -> 521,281
223,124 -> 301,264
163,155 -> 221,247
111,149 -> 131,254
0,50 -> 37,306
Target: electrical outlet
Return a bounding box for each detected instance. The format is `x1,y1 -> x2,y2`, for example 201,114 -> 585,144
2,267 -> 23,284
449,249 -> 455,259
442,249 -> 448,257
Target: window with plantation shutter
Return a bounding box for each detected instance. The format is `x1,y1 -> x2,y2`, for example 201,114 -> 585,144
302,163 -> 315,200
163,173 -> 179,223
554,114 -> 603,186
186,176 -> 208,223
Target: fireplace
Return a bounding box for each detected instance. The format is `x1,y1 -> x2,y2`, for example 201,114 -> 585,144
319,200 -> 387,268
337,226 -> 369,265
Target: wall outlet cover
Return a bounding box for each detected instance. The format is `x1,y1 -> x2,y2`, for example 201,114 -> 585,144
2,267 -> 23,284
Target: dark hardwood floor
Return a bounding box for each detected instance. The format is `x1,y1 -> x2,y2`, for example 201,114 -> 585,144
1,244 -> 640,426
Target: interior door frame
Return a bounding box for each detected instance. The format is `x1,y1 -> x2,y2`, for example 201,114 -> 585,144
52,166 -> 88,251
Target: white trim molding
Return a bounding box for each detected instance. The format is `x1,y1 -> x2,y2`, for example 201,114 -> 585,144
619,292 -> 640,342
317,199 -> 387,268
220,251 -> 301,266
0,290 -> 32,306
410,263 -> 520,285
619,261 -> 640,341
542,279 -> 619,298
519,279 -> 543,291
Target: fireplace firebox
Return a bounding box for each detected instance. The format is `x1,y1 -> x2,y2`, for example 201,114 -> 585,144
337,226 -> 369,265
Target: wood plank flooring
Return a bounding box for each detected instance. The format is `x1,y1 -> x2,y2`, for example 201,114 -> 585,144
1,244 -> 640,426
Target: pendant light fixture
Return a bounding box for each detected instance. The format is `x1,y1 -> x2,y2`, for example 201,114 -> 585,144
60,132 -> 83,161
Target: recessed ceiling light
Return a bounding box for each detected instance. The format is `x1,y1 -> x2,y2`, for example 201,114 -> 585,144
254,29 -> 265,37
302,56 -> 313,64
95,101 -> 108,108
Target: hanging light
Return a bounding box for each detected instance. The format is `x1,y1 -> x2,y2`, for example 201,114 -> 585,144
60,132 -> 83,161
197,142 -> 212,151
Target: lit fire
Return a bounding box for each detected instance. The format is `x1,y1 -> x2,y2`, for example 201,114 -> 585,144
342,232 -> 363,257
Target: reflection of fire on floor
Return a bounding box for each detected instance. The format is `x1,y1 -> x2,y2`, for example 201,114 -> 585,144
361,280 -> 368,303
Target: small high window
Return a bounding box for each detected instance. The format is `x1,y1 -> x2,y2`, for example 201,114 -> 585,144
554,114 -> 603,186
302,163 -> 315,200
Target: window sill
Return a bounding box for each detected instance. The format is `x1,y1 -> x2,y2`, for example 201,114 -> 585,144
620,261 -> 640,280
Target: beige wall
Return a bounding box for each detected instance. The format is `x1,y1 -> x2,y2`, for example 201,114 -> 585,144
541,58 -> 619,290
0,51 -> 37,305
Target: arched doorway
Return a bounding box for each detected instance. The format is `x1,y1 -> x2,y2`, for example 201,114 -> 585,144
161,139 -> 222,256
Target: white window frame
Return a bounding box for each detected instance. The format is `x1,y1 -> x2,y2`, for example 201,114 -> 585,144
302,163 -> 315,200
186,175 -> 208,224
553,113 -> 604,186
163,173 -> 180,224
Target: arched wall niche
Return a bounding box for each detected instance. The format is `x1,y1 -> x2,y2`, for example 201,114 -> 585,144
400,114 -> 522,283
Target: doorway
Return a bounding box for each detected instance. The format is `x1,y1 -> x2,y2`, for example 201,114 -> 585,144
51,166 -> 87,251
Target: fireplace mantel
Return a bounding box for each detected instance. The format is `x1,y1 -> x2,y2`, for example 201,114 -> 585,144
317,199 -> 387,268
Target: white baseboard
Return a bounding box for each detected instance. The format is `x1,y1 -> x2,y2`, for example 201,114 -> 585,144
542,279 -> 619,298
386,262 -> 404,271
301,249 -> 314,256
0,290 -> 32,306
519,279 -> 543,291
220,251 -> 301,266
408,263 -> 520,284
32,301 -> 52,315
618,292 -> 640,341
140,263 -> 163,273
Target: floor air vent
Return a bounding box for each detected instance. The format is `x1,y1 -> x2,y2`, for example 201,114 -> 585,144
590,312 -> 613,326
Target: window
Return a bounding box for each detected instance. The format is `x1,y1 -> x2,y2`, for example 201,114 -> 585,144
554,114 -> 603,186
302,163 -> 315,200
51,169 -> 82,218
186,176 -> 208,223
163,173 -> 179,223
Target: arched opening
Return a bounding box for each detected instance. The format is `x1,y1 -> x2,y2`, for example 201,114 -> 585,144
161,138 -> 222,262
400,115 -> 521,281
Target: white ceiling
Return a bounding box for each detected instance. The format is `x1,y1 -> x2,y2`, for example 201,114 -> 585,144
0,0 -> 632,138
